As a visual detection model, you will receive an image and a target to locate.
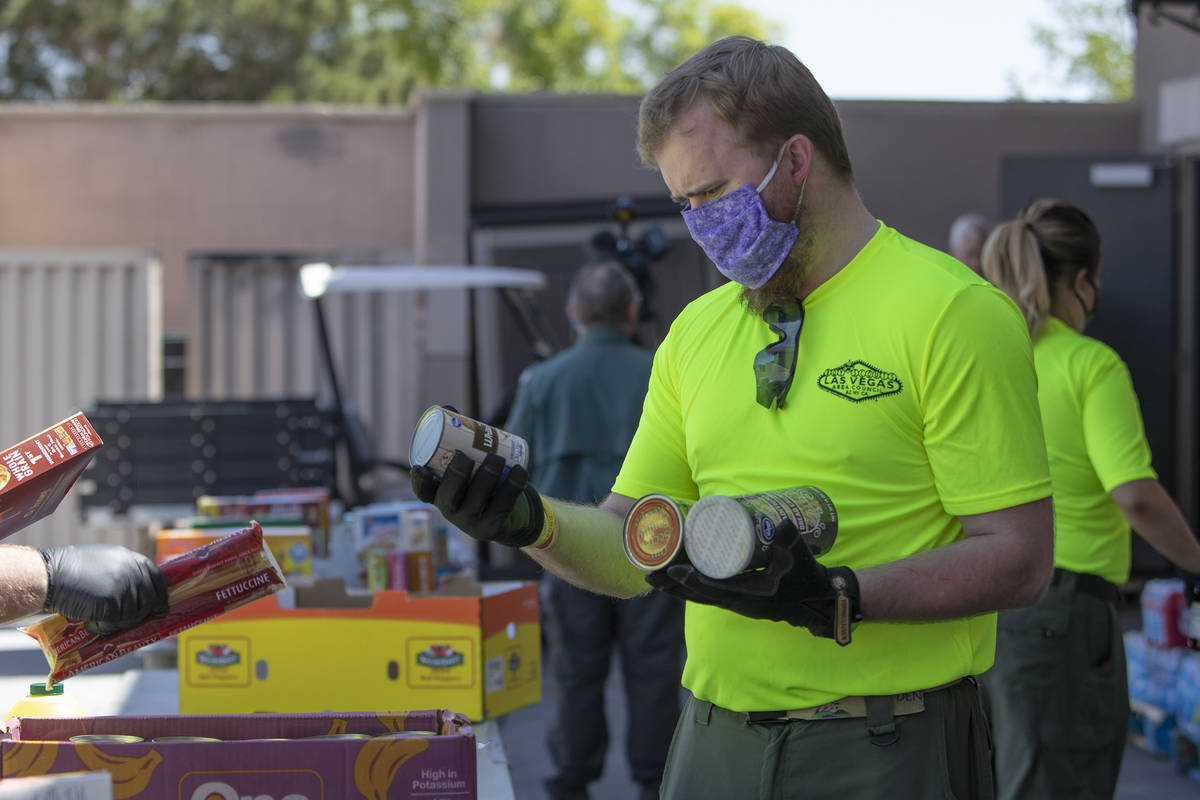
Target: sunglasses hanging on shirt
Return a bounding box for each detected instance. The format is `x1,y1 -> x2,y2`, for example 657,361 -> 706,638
754,302 -> 804,410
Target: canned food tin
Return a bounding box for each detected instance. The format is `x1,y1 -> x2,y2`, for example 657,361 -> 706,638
301,733 -> 372,740
69,734 -> 144,743
151,736 -> 222,742
373,730 -> 439,738
683,486 -> 838,579
365,548 -> 391,592
623,494 -> 692,571
409,406 -> 529,478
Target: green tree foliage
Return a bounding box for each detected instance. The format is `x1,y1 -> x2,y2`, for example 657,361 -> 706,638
1030,0 -> 1135,101
0,0 -> 779,103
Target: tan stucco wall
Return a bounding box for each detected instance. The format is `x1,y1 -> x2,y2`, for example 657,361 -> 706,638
0,94 -> 1143,341
0,105 -> 418,330
469,94 -> 1139,251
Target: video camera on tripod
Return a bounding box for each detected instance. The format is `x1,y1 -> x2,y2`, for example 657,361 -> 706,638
589,195 -> 672,322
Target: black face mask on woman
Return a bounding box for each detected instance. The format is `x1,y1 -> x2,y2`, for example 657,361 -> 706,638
1073,276 -> 1099,327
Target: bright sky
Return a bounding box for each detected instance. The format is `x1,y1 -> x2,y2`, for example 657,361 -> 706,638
739,0 -> 1122,101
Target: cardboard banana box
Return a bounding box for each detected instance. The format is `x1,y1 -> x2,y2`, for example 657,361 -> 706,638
177,578 -> 541,721
2,710 -> 474,800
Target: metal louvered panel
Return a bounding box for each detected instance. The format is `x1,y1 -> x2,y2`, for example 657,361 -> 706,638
0,250 -> 162,549
189,254 -> 423,468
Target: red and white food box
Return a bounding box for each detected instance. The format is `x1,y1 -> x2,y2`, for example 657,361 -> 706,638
0,413 -> 102,541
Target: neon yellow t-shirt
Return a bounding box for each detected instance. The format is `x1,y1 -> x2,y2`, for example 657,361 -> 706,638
613,222 -> 1052,711
1035,316 -> 1156,585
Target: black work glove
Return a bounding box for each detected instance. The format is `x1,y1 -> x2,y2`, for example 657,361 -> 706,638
646,521 -> 862,646
39,544 -> 169,636
411,451 -> 545,549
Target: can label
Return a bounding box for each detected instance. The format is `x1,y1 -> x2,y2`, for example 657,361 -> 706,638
684,486 -> 838,579
365,549 -> 391,592
739,487 -> 838,557
623,494 -> 691,571
409,406 -> 529,478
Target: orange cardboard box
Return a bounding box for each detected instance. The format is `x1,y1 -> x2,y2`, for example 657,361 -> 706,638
0,413 -> 101,540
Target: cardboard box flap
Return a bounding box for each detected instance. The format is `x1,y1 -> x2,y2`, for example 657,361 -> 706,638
430,576 -> 523,598
219,580 -> 506,625
291,577 -> 375,608
9,711 -> 471,742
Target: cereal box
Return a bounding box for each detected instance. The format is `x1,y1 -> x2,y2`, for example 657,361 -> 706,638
0,413 -> 102,541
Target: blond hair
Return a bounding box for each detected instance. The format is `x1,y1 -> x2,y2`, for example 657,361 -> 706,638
981,198 -> 1101,340
636,35 -> 853,180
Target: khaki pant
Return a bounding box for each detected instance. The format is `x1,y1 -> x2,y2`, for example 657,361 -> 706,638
981,571 -> 1128,800
660,679 -> 993,800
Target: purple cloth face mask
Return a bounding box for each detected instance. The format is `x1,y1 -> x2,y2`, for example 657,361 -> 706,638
681,143 -> 799,290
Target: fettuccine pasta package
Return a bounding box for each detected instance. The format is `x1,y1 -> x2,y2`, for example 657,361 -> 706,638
23,521 -> 285,686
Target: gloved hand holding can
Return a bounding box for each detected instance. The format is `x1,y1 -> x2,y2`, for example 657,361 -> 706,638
646,521 -> 862,646
409,406 -> 546,549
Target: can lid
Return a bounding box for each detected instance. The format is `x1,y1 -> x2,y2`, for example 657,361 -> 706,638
624,495 -> 684,571
28,682 -> 64,697
684,496 -> 755,579
408,406 -> 445,467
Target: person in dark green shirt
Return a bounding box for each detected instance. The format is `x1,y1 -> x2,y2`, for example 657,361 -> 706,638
504,261 -> 683,800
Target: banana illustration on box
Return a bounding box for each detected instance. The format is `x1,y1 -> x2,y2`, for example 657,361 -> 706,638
353,737 -> 430,800
4,741 -> 58,776
375,712 -> 410,733
73,743 -> 163,799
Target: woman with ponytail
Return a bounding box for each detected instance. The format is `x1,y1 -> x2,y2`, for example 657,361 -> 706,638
980,198 -> 1200,799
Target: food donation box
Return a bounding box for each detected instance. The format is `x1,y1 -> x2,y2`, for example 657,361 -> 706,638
177,580 -> 540,721
2,710 -> 474,800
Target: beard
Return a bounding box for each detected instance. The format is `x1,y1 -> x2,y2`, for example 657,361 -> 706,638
741,193 -> 814,314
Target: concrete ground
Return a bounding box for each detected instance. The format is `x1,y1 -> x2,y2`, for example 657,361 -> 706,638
501,648 -> 1200,800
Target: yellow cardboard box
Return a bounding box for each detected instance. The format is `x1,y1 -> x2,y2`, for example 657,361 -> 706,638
177,578 -> 540,721
154,525 -> 313,577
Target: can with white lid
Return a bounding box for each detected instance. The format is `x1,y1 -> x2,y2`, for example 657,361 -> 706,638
623,494 -> 692,571
409,405 -> 529,477
682,486 -> 837,579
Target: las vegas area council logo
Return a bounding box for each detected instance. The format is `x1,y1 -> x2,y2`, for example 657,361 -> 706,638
817,360 -> 903,402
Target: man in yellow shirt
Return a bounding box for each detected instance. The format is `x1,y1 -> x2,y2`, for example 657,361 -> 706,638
414,36 -> 1054,799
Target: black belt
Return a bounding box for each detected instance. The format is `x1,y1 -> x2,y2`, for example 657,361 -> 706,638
1052,568 -> 1119,604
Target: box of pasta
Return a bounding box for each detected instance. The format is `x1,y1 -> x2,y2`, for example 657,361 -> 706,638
0,413 -> 102,541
